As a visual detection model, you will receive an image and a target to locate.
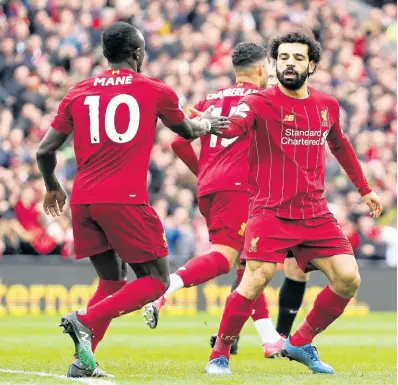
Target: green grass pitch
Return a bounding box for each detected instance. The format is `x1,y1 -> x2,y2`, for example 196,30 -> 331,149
0,312 -> 396,385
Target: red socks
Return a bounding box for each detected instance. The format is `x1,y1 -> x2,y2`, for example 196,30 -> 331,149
78,276 -> 166,332
236,268 -> 244,282
236,268 -> 269,321
176,251 -> 230,287
86,279 -> 126,352
210,291 -> 254,360
251,292 -> 270,321
290,286 -> 350,346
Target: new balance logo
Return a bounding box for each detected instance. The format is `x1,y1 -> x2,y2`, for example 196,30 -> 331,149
79,331 -> 90,342
283,114 -> 295,122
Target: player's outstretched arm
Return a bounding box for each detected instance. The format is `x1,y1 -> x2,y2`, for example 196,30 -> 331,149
36,127 -> 69,216
189,103 -> 251,139
327,104 -> 383,218
167,112 -> 229,139
157,84 -> 229,139
171,136 -> 198,176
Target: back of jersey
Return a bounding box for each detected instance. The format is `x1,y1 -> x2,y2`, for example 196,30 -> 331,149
196,82 -> 261,198
51,69 -> 184,205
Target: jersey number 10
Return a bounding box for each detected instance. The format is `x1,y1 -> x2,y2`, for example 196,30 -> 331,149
84,94 -> 140,144
209,106 -> 239,148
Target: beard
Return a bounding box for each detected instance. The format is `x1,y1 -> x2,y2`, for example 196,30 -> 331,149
277,66 -> 310,90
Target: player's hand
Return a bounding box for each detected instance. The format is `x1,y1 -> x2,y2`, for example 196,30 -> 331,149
362,191 -> 383,218
43,188 -> 67,217
188,107 -> 204,118
189,106 -> 229,136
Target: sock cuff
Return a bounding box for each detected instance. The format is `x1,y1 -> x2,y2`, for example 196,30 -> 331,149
232,290 -> 255,307
98,279 -> 127,292
208,251 -> 231,275
284,277 -> 307,288
144,276 -> 167,296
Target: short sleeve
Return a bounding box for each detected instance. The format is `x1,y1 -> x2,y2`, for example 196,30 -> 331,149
51,90 -> 74,135
157,84 -> 185,127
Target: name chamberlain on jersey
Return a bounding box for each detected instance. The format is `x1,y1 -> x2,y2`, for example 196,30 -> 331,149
206,88 -> 260,100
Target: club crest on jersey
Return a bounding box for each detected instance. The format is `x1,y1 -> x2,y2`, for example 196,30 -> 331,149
321,109 -> 329,126
283,114 -> 295,122
238,222 -> 247,236
249,237 -> 259,252
112,69 -> 120,75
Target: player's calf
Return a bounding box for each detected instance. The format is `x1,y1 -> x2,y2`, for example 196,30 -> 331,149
143,248 -> 236,329
237,260 -> 276,300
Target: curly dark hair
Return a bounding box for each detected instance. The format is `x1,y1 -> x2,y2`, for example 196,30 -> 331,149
232,42 -> 267,68
268,30 -> 322,64
102,22 -> 142,63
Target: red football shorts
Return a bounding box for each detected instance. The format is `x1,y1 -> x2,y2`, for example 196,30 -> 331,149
71,204 -> 168,263
242,213 -> 354,272
198,191 -> 249,251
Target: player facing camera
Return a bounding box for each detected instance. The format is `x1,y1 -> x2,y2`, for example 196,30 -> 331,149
269,31 -> 322,91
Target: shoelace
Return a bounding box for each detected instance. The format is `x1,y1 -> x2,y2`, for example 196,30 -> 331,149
92,367 -> 108,377
212,357 -> 229,368
302,345 -> 320,362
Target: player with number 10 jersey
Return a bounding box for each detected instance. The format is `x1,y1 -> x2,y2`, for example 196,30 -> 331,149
37,23 -> 225,379
51,69 -> 187,261
47,23 -> 219,264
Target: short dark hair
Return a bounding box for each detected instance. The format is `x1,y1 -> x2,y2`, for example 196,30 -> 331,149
268,30 -> 322,64
232,42 -> 267,68
102,22 -> 141,63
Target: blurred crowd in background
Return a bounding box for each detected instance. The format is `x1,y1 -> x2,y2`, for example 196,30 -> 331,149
0,0 -> 396,268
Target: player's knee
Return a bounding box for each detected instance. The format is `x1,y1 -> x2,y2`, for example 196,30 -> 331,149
238,261 -> 276,300
334,269 -> 361,297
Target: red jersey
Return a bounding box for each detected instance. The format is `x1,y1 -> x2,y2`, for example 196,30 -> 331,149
51,69 -> 184,205
195,82 -> 261,197
225,85 -> 371,219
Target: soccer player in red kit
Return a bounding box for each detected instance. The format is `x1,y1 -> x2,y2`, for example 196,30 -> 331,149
143,42 -> 285,357
208,60 -> 310,354
206,31 -> 383,375
36,22 -> 226,378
